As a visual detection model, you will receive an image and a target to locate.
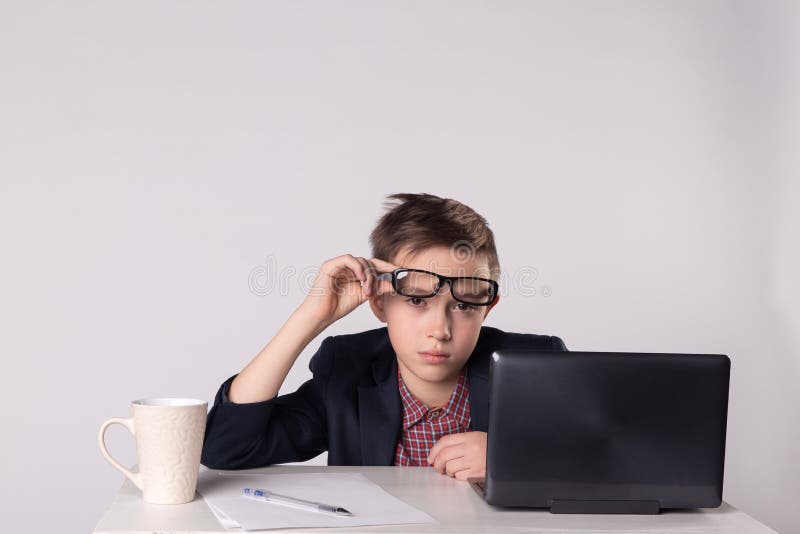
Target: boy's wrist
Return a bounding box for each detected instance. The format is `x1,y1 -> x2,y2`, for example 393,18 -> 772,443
292,303 -> 332,340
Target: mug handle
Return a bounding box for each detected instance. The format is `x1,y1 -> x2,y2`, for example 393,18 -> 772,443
98,417 -> 144,490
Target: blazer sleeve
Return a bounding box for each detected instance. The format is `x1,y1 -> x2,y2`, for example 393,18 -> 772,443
200,336 -> 335,469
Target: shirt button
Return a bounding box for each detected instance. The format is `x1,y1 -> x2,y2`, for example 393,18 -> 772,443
427,409 -> 442,420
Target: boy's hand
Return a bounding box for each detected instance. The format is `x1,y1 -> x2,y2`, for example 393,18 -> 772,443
427,431 -> 487,481
301,254 -> 400,326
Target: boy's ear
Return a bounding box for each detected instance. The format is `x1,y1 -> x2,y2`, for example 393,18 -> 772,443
482,294 -> 500,321
368,294 -> 388,323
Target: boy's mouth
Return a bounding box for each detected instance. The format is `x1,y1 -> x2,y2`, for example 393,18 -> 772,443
418,350 -> 451,363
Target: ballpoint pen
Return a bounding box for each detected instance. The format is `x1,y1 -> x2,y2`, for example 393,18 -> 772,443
242,487 -> 353,516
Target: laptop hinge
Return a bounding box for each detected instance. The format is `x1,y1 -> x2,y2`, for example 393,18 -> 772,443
550,499 -> 660,514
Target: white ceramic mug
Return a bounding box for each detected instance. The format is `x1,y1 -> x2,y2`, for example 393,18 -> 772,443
98,398 -> 208,504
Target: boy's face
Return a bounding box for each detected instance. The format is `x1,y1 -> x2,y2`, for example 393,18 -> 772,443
368,245 -> 500,386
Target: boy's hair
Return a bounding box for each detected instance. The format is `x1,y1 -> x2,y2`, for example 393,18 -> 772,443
369,193 -> 500,280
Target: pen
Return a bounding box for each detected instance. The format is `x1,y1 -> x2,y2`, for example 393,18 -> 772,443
242,487 -> 353,516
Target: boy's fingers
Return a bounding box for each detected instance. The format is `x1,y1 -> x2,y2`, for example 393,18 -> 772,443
427,433 -> 465,464
352,257 -> 374,297
432,445 -> 464,474
362,259 -> 381,297
444,456 -> 470,478
341,254 -> 366,283
364,258 -> 402,297
368,257 -> 401,271
364,266 -> 393,297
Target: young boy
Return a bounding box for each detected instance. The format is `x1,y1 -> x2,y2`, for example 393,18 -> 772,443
201,193 -> 567,481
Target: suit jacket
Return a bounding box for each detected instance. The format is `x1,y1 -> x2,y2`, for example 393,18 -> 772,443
200,325 -> 567,469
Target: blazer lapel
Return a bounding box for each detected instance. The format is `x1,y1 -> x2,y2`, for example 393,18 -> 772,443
357,356 -> 402,465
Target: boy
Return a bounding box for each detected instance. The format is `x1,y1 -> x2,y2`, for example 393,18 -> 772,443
201,193 -> 567,481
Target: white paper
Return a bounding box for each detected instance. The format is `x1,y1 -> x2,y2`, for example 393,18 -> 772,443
206,501 -> 245,531
196,470 -> 436,531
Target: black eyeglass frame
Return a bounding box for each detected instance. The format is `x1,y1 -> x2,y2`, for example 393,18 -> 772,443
377,268 -> 499,306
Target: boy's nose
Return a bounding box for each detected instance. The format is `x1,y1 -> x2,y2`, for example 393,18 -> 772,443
428,326 -> 451,342
426,307 -> 452,342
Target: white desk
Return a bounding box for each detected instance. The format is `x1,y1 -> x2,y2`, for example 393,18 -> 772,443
94,465 -> 775,533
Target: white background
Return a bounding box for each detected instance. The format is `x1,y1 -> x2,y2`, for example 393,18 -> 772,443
1,2 -> 797,533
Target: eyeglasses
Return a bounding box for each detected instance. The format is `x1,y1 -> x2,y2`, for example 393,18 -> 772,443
376,268 -> 499,306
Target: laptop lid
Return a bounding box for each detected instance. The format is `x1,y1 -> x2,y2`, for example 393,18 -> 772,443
483,350 -> 730,513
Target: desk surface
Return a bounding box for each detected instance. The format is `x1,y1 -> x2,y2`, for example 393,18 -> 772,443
94,465 -> 775,534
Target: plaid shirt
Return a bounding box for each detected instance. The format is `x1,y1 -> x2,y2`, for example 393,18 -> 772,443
393,366 -> 472,466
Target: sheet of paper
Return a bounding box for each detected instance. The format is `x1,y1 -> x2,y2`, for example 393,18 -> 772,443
196,470 -> 436,531
206,501 -> 245,531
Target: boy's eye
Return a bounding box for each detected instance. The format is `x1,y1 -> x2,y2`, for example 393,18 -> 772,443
404,297 -> 476,312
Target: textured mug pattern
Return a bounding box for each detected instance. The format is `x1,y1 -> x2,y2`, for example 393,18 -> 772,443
98,399 -> 207,505
135,403 -> 207,504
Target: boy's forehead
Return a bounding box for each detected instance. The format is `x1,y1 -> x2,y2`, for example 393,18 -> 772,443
390,245 -> 492,278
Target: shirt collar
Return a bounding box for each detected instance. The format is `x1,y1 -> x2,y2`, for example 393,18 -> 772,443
397,366 -> 469,429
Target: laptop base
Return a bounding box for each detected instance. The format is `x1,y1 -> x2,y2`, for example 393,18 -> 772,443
468,479 -> 661,514
550,499 -> 660,514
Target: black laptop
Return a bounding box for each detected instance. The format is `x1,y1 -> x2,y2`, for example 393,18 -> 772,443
468,350 -> 730,514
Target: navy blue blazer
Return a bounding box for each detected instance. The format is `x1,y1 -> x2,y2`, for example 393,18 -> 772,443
200,325 -> 567,469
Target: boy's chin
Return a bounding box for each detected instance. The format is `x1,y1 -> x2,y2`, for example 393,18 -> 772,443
405,361 -> 462,383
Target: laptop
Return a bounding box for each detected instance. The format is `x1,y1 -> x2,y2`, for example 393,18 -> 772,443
468,350 -> 730,514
